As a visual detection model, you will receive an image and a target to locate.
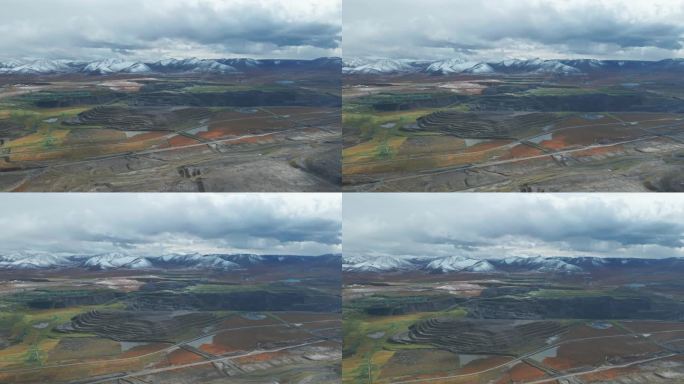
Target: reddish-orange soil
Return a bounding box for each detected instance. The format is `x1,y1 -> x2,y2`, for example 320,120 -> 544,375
166,349 -> 204,365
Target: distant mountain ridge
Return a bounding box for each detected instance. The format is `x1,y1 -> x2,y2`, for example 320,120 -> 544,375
343,254 -> 684,274
343,57 -> 684,76
0,252 -> 341,271
0,57 -> 342,75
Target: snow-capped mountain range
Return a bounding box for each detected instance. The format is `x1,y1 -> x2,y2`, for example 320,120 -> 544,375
341,255 -> 415,272
0,252 -> 341,271
342,59 -> 419,75
426,256 -> 497,273
0,57 -> 342,75
343,57 -> 684,76
343,254 -> 682,274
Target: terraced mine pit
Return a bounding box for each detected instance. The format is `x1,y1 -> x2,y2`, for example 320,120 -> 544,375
413,111 -> 559,139
393,319 -> 568,355
64,106 -> 212,131
56,311 -> 219,342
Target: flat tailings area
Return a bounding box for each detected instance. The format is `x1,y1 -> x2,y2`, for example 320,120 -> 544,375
393,319 -> 567,355
465,296 -> 684,320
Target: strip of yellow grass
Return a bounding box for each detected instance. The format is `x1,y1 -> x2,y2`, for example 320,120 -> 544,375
7,129 -> 69,149
35,107 -> 90,118
343,109 -> 433,125
7,129 -> 170,163
0,305 -> 124,368
371,350 -> 395,368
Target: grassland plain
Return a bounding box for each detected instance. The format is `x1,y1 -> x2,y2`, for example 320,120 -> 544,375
0,262 -> 343,384
342,267 -> 684,384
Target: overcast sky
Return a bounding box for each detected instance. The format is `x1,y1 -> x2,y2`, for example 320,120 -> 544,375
344,194 -> 684,260
0,194 -> 341,256
344,0 -> 684,61
0,0 -> 341,61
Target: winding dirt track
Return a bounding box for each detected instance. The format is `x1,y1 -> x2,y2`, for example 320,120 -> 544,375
83,339 -> 329,384
1,107 -> 340,191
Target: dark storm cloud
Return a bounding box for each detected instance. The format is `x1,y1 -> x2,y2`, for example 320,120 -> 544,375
469,7 -> 684,52
344,0 -> 684,60
343,194 -> 684,259
0,0 -> 341,60
0,194 -> 341,256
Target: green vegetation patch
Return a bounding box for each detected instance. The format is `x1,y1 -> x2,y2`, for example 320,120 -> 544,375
343,296 -> 467,384
343,109 -> 431,141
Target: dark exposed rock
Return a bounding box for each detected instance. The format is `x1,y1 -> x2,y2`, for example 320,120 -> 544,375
466,296 -> 684,320
27,291 -> 124,310
363,296 -> 465,316
125,290 -> 341,313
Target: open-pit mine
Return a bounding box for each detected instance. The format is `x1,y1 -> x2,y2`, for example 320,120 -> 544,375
343,258 -> 684,383
343,62 -> 684,192
0,58 -> 341,192
0,255 -> 342,383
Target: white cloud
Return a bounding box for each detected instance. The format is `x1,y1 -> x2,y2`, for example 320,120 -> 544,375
343,0 -> 684,60
0,0 -> 341,60
0,193 -> 341,256
343,194 -> 684,260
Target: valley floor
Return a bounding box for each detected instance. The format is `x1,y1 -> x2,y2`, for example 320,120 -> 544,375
0,268 -> 342,384
343,270 -> 684,384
